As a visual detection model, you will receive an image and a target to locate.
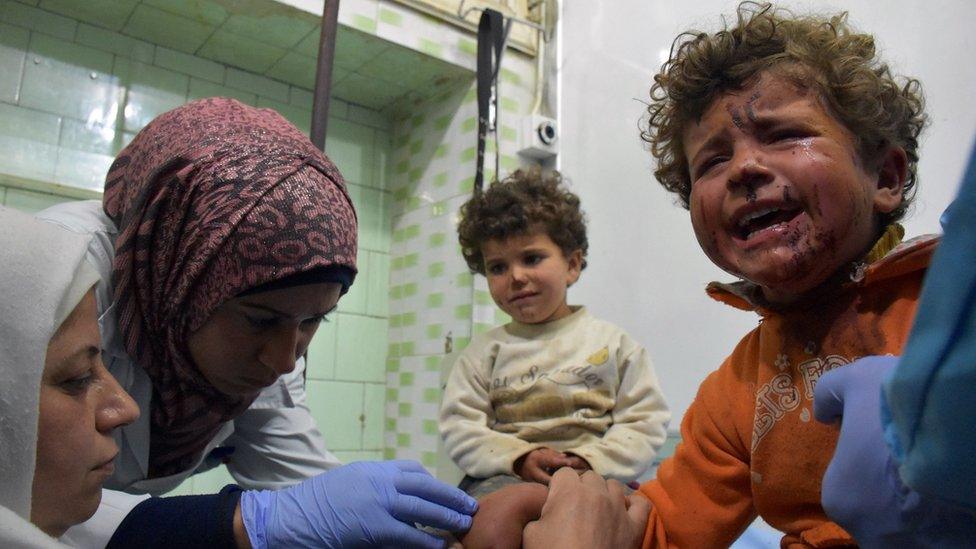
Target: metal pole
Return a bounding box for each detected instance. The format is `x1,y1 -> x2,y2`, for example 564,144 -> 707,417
310,0 -> 340,150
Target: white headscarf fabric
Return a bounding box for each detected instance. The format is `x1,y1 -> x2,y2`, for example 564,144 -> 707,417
0,206 -> 99,537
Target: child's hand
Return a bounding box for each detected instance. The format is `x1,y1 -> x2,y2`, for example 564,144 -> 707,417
563,453 -> 591,473
459,482 -> 548,549
515,448 -> 575,484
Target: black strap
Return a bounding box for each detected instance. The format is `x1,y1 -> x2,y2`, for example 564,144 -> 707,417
475,8 -> 505,192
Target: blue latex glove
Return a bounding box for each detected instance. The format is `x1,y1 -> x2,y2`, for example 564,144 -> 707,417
240,460 -> 477,548
814,357 -> 976,548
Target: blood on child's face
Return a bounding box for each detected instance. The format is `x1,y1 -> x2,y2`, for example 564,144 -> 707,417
682,72 -> 900,305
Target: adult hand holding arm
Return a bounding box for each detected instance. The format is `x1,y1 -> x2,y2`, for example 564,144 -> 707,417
523,468 -> 650,549
239,460 -> 478,548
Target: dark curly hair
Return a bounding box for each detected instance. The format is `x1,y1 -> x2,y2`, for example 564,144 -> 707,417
457,168 -> 588,275
642,1 -> 927,227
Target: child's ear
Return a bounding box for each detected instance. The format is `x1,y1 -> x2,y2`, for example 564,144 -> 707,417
566,249 -> 583,286
873,145 -> 908,214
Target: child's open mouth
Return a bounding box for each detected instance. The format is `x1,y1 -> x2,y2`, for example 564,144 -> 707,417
734,205 -> 803,241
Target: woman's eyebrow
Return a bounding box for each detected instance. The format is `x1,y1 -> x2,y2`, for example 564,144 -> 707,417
240,302 -> 339,318
238,302 -> 289,316
54,345 -> 100,372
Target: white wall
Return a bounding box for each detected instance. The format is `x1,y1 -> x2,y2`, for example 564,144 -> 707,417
558,0 -> 976,425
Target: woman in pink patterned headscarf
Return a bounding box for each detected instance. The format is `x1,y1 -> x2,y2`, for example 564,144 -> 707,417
41,98 -> 476,548
39,97 -> 364,543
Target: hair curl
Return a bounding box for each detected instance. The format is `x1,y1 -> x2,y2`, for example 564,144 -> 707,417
641,1 -> 927,226
457,168 -> 588,275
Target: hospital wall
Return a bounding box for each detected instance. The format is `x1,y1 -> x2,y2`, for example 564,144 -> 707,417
559,0 -> 976,430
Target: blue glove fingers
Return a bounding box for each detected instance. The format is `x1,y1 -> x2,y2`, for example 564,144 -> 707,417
374,519 -> 448,549
814,357 -> 899,423
389,459 -> 434,476
813,367 -> 849,423
391,493 -> 474,532
395,471 -> 478,516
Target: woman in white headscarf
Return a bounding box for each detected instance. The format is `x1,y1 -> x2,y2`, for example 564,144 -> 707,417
0,206 -> 140,546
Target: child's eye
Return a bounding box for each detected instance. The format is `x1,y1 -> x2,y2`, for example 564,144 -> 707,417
524,254 -> 544,266
487,263 -> 506,276
694,155 -> 728,179
60,373 -> 94,395
768,128 -> 808,142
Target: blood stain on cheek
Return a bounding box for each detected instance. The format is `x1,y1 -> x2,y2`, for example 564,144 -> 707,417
810,182 -> 824,218
809,229 -> 839,277
817,229 -> 838,256
746,186 -> 757,203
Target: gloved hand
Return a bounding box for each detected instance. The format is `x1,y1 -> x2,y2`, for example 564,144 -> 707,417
240,460 -> 478,549
814,357 -> 976,548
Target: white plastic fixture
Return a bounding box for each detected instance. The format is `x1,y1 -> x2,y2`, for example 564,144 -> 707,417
517,114 -> 558,159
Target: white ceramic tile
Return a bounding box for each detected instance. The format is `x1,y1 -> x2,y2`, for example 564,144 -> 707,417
307,379 -> 364,450
335,313 -> 387,383
305,310 -> 338,380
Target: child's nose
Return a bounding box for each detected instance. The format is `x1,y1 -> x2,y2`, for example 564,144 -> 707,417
511,265 -> 529,283
728,145 -> 773,190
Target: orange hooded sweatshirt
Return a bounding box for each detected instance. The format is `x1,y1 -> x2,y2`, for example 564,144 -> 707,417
640,230 -> 937,548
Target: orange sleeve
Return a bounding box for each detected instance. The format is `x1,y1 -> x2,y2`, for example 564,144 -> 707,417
639,354 -> 758,548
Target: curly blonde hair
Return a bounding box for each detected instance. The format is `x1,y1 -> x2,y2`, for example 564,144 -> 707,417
458,168 -> 588,275
642,1 -> 926,226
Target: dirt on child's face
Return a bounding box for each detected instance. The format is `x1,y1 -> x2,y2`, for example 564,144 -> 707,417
482,231 -> 582,324
682,72 -> 900,304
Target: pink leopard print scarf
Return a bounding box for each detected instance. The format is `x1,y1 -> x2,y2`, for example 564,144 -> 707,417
103,97 -> 357,477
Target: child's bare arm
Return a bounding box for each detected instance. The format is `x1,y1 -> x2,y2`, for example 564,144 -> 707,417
459,482 -> 548,549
